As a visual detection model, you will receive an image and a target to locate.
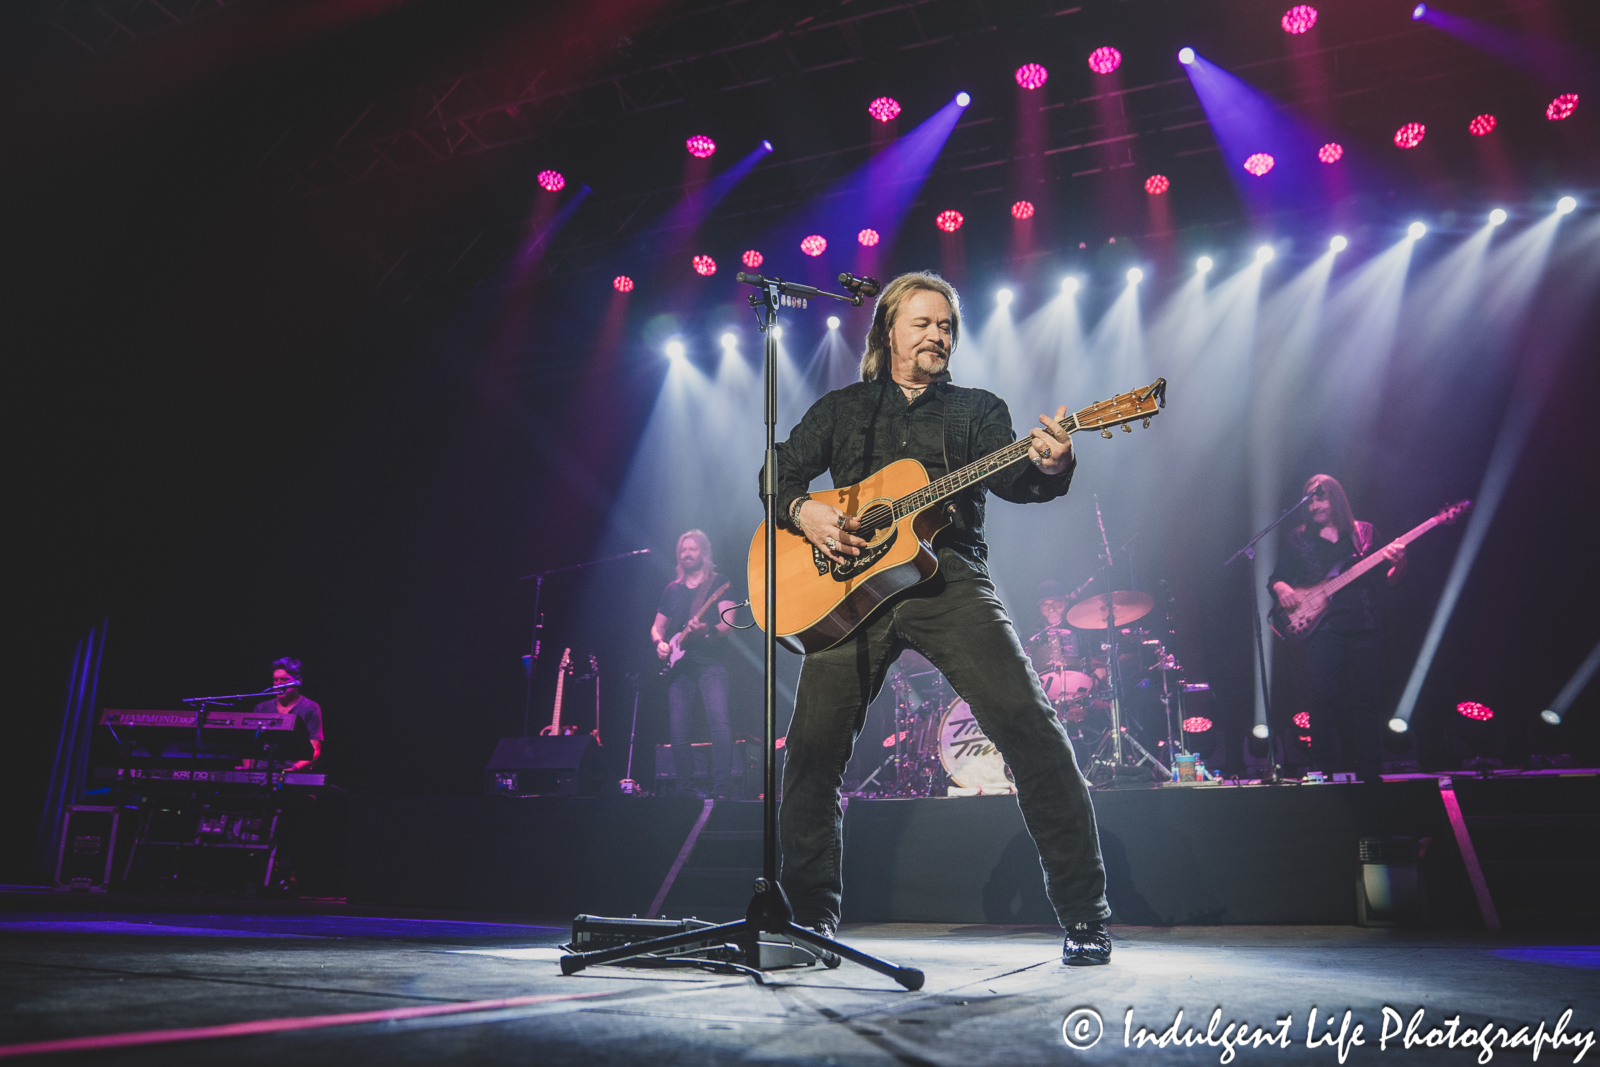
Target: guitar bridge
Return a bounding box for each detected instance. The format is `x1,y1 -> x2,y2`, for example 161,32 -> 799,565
829,528 -> 897,581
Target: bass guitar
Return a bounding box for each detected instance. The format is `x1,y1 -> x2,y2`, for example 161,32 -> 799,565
749,379 -> 1167,655
539,648 -> 580,735
1268,499 -> 1472,641
660,581 -> 731,674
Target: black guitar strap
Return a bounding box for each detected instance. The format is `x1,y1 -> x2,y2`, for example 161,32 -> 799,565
942,383 -> 972,468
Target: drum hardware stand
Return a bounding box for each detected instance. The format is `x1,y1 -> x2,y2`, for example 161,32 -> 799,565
1223,490 -> 1313,785
559,272 -> 924,991
516,548 -> 651,737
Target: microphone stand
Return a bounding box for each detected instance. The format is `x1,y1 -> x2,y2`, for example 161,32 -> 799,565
1223,492 -> 1313,785
516,549 -> 650,738
560,272 -> 924,991
180,687 -> 292,764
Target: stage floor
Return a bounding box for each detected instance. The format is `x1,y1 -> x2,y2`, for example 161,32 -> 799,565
2,898 -> 1595,1065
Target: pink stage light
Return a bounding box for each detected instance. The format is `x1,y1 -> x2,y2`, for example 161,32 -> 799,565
1546,93 -> 1578,120
1281,4 -> 1317,33
1457,701 -> 1494,722
1242,152 -> 1276,176
1317,142 -> 1344,163
612,275 -> 634,293
935,210 -> 964,233
686,135 -> 717,159
1144,174 -> 1169,195
536,170 -> 565,192
1293,712 -> 1311,729
857,228 -> 880,246
1087,46 -> 1121,75
692,255 -> 716,276
741,250 -> 763,269
800,235 -> 827,257
1394,122 -> 1426,148
1182,716 -> 1213,733
1468,114 -> 1496,136
868,96 -> 902,123
1015,63 -> 1048,90
1011,200 -> 1035,219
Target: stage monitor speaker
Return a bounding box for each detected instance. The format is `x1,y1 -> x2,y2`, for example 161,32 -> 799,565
487,735 -> 601,797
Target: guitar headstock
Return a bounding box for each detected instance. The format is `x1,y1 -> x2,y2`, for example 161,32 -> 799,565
1070,378 -> 1167,437
559,647 -> 573,672
1438,500 -> 1473,525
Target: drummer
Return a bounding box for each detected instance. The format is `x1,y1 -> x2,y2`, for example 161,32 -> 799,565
1028,580 -> 1094,710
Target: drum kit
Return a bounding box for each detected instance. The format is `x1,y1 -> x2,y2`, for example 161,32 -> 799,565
850,588 -> 1208,797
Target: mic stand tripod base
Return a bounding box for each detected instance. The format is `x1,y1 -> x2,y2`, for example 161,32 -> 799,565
559,878 -> 924,991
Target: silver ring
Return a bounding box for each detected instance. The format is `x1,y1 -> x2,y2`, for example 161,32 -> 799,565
1041,444 -> 1051,458
826,537 -> 837,550
835,514 -> 847,528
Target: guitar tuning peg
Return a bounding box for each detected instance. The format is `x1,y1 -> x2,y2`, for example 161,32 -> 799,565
1142,418 -> 1151,429
1122,424 -> 1132,433
1101,429 -> 1113,439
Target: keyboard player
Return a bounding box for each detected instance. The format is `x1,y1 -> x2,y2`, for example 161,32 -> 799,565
246,657 -> 323,772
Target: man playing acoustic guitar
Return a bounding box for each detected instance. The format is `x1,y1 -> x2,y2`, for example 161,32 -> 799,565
767,272 -> 1113,966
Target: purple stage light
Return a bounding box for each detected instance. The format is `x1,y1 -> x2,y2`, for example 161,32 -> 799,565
1178,47 -> 1195,65
1546,93 -> 1578,120
1281,5 -> 1317,34
935,210 -> 964,233
686,135 -> 717,159
1182,716 -> 1213,733
1087,47 -> 1121,75
536,170 -> 565,192
741,250 -> 763,269
869,96 -> 902,123
1468,114 -> 1496,136
857,228 -> 880,246
1457,701 -> 1494,722
612,275 -> 634,293
692,255 -> 716,276
1317,142 -> 1344,163
1412,3 -> 1425,18
1144,174 -> 1169,195
1015,63 -> 1049,90
1011,200 -> 1035,219
800,235 -> 827,257
1394,122 -> 1426,148
1242,152 -> 1276,176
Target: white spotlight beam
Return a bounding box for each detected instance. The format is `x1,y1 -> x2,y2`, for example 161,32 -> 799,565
1544,640 -> 1600,723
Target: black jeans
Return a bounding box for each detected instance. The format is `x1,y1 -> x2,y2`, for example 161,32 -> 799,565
1305,626 -> 1385,775
779,576 -> 1110,927
668,660 -> 737,795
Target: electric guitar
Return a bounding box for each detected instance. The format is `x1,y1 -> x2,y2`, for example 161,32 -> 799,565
749,379 -> 1167,655
1268,499 -> 1472,642
660,581 -> 731,674
539,648 -> 580,735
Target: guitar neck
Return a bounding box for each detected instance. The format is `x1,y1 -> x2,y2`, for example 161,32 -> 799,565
1321,514 -> 1442,595
890,413 -> 1080,522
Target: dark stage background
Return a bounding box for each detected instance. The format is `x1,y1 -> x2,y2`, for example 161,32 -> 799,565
6,0 -> 1598,883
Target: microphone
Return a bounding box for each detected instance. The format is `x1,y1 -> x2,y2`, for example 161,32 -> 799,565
838,273 -> 881,297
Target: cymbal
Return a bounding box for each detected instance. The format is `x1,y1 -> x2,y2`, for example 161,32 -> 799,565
1065,590 -> 1155,629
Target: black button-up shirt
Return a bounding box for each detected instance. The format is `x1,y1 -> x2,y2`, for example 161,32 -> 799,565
1269,521 -> 1384,631
764,374 -> 1075,581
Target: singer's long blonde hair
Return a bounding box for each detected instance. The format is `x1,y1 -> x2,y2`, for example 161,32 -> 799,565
859,272 -> 962,382
672,529 -> 714,586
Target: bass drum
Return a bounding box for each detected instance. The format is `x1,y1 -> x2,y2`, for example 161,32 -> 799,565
938,698 -> 1015,794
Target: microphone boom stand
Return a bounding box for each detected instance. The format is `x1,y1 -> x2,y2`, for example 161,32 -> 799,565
1223,492 -> 1313,785
560,272 -> 924,991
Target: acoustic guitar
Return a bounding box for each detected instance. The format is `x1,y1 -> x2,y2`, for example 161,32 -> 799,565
749,379 -> 1167,655
660,580 -> 731,675
1268,499 -> 1472,642
539,648 -> 580,735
